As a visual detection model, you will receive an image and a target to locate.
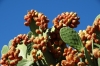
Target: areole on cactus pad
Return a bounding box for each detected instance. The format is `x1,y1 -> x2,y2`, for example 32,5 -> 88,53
0,9 -> 100,66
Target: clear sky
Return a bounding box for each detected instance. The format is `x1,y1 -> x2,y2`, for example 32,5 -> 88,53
0,0 -> 100,56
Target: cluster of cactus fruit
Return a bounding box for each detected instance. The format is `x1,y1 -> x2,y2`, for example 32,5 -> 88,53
0,9 -> 100,66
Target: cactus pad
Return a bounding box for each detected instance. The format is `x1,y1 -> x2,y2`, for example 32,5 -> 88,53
94,14 -> 100,21
60,27 -> 83,51
1,45 -> 9,55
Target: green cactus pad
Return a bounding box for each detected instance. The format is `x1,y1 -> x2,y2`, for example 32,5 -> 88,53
92,14 -> 100,26
94,14 -> 100,22
1,45 -> 9,55
60,27 -> 83,51
16,43 -> 27,59
29,19 -> 39,36
92,14 -> 100,40
98,58 -> 100,66
27,31 -> 33,38
27,32 -> 34,55
8,39 -> 13,48
94,43 -> 100,49
84,47 -> 94,66
26,43 -> 33,55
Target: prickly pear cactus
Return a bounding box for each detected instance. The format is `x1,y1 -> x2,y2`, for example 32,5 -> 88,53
1,9 -> 100,66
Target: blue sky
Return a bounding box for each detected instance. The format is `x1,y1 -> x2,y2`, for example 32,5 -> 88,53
0,0 -> 100,56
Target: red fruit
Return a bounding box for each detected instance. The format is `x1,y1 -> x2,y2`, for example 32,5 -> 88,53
24,15 -> 28,21
8,50 -> 14,55
23,40 -> 27,45
35,29 -> 42,34
32,44 -> 38,49
39,25 -> 44,30
26,18 -> 31,23
98,25 -> 100,31
43,23 -> 48,29
97,51 -> 100,58
27,14 -> 32,18
14,52 -> 19,58
8,55 -> 14,60
78,53 -> 85,58
41,15 -> 46,20
80,35 -> 86,41
98,19 -> 100,24
27,40 -> 31,44
30,35 -> 35,42
24,22 -> 30,26
85,59 -> 89,64
87,25 -> 92,30
13,37 -> 17,43
54,21 -> 59,26
91,27 -> 95,33
63,18 -> 68,23
42,46 -> 46,52
85,41 -> 92,50
77,62 -> 86,66
64,48 -> 68,53
93,48 -> 100,58
0,60 -> 5,64
37,44 -> 42,49
24,36 -> 28,41
65,55 -> 69,61
1,54 -> 8,59
36,22 -> 41,26
59,20 -> 63,27
36,38 -> 41,44
38,55 -> 42,60
5,60 -> 9,65
16,49 -> 20,54
73,56 -> 80,63
94,39 -> 100,44
9,60 -> 16,65
17,34 -> 23,39
38,13 -> 43,18
22,34 -> 27,40
57,51 -> 61,56
68,46 -> 73,52
92,33 -> 96,39
71,49 -> 77,55
33,58 -> 38,62
67,54 -> 73,61
69,24 -> 75,28
16,38 -> 20,44
87,35 -> 91,40
72,20 -> 76,24
56,63 -> 60,66
40,41 -> 46,46
32,49 -> 37,54
39,36 -> 44,41
57,47 -> 61,51
88,31 -> 92,35
61,60 -> 66,65
63,53 -> 66,56
50,64 -> 54,66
